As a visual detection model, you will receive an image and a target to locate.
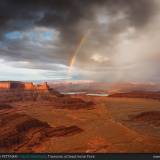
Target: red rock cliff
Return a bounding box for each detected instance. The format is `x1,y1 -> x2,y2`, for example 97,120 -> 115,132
0,82 -> 10,89
24,82 -> 35,90
36,82 -> 49,91
0,81 -> 50,91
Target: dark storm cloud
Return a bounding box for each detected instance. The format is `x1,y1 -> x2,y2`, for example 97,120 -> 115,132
0,0 -> 156,62
0,0 -> 159,81
0,0 -> 155,39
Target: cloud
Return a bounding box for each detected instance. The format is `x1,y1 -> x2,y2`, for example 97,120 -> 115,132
0,0 -> 159,82
91,54 -> 110,63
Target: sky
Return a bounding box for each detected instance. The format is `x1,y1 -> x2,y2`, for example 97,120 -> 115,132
0,0 -> 160,82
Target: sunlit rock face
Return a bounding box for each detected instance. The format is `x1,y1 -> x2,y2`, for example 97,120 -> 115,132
24,82 -> 34,90
0,81 -> 11,89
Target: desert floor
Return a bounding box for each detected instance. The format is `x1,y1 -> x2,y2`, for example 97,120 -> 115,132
1,96 -> 160,153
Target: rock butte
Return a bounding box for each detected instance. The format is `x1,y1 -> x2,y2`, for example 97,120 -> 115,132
0,81 -> 49,91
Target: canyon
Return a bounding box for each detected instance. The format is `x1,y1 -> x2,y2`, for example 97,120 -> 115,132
0,81 -> 160,153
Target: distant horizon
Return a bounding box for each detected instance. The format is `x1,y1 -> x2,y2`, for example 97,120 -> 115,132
0,79 -> 159,85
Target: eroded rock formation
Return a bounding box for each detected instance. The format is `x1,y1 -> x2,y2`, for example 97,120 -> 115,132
129,111 -> 160,127
0,112 -> 83,152
53,96 -> 94,109
0,81 -> 49,91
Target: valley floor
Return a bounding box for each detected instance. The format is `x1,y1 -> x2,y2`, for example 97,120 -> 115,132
1,96 -> 160,152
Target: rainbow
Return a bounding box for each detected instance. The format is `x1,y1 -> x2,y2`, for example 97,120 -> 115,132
68,30 -> 90,78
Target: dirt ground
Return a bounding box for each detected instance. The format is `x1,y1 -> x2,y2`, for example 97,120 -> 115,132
1,96 -> 160,153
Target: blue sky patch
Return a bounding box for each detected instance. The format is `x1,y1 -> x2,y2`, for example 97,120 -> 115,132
5,31 -> 23,40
